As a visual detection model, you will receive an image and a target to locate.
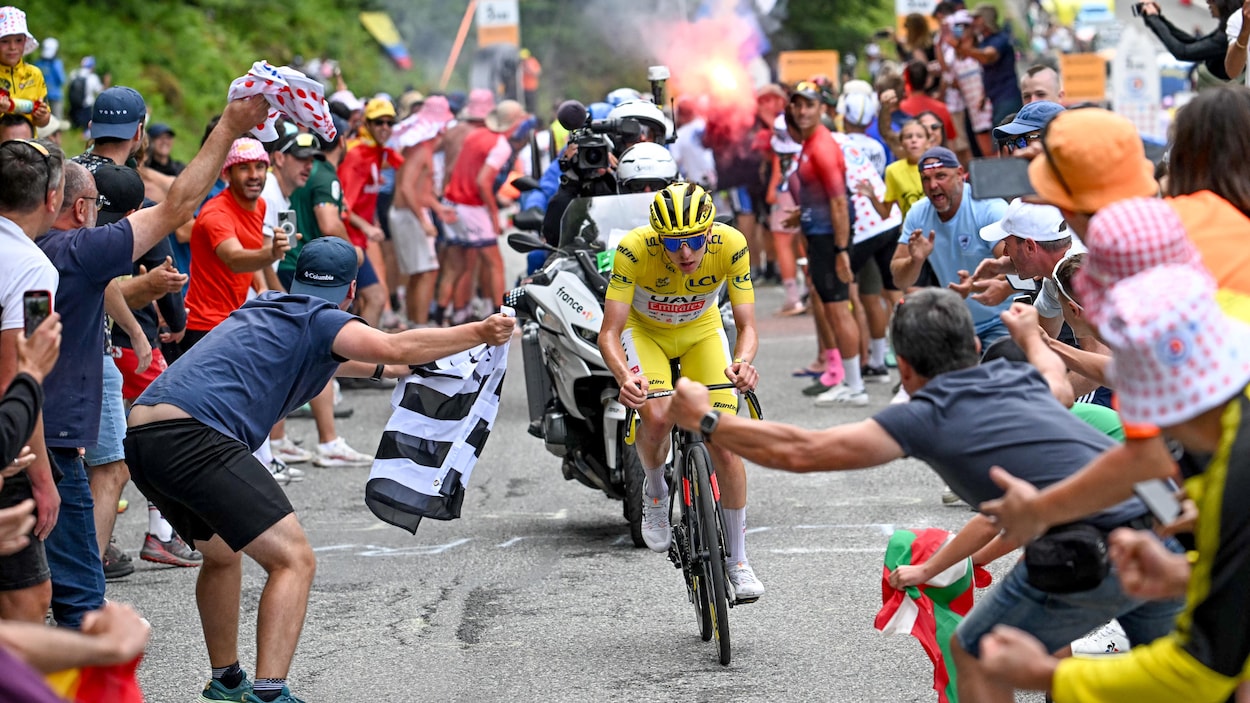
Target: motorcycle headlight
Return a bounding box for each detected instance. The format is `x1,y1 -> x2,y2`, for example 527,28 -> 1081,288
573,325 -> 598,346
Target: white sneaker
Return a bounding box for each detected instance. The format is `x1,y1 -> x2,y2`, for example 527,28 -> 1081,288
269,459 -> 293,486
640,480 -> 672,553
890,386 -> 910,405
314,437 -> 374,467
1071,620 -> 1130,656
727,561 -> 765,602
271,437 -> 313,464
285,464 -> 306,482
813,384 -> 869,407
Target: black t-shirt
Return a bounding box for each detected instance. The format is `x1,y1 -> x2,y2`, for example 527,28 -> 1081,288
872,360 -> 1147,530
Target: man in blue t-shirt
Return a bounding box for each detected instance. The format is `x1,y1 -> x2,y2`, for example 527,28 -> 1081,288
32,94 -> 272,630
891,146 -> 1011,344
963,5 -> 1022,128
124,237 -> 514,703
666,288 -> 1182,703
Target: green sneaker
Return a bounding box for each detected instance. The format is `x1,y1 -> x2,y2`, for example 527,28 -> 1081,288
243,687 -> 305,703
200,671 -> 252,702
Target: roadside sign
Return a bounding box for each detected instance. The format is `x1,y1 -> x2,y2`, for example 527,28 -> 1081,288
778,51 -> 842,88
477,0 -> 520,47
1059,53 -> 1108,103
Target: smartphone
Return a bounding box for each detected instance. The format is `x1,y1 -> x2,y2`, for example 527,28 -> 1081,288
1006,274 -> 1038,292
968,157 -> 1037,201
277,210 -> 296,240
22,290 -> 51,338
1131,2 -> 1145,16
1133,479 -> 1182,526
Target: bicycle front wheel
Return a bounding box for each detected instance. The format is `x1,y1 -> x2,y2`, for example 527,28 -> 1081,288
690,443 -> 731,666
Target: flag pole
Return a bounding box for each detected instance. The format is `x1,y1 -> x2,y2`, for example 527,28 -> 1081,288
441,0 -> 479,90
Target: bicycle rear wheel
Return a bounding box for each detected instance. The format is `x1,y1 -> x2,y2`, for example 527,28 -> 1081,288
690,443 -> 731,666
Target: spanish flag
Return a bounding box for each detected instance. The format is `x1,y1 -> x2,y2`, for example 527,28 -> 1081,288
45,656 -> 144,702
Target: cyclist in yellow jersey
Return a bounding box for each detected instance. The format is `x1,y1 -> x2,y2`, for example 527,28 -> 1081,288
599,182 -> 764,602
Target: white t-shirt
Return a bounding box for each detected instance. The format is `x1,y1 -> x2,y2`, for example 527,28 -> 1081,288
672,118 -> 717,189
831,131 -> 902,243
1035,236 -> 1088,319
0,215 -> 59,333
260,173 -> 290,235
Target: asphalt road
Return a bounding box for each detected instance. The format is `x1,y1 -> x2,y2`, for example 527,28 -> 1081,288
105,249 -> 1044,703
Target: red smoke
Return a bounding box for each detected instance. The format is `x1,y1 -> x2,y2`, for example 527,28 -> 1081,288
648,10 -> 760,147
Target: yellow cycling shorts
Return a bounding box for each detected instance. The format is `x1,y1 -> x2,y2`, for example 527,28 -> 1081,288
619,313 -> 740,414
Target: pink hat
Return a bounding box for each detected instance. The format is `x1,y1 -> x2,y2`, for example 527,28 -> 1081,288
388,96 -> 454,150
1100,264 -> 1250,427
0,7 -> 37,55
221,137 -> 269,178
460,88 -> 495,121
1076,198 -> 1204,326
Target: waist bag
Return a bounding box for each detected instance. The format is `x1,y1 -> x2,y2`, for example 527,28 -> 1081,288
1023,523 -> 1109,594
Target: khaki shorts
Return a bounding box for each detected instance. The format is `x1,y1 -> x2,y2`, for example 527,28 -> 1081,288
389,207 -> 440,275
949,109 -> 970,153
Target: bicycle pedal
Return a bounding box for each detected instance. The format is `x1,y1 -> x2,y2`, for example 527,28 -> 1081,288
732,595 -> 761,605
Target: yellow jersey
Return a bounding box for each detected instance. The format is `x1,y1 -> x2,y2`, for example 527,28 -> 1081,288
607,222 -> 754,329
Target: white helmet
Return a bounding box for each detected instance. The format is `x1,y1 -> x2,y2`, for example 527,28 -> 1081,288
606,99 -> 673,144
605,87 -> 643,107
617,142 -> 678,193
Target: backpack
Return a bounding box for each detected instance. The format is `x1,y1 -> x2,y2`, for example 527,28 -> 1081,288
67,74 -> 87,113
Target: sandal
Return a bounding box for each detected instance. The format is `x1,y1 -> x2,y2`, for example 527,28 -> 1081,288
791,366 -> 823,378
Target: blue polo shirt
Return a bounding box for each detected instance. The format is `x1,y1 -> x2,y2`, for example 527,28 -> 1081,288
37,220 -> 135,448
903,184 -> 1010,336
135,292 -> 360,451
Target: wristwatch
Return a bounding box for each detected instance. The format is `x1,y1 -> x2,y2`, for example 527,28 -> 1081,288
371,364 -> 385,382
834,245 -> 850,254
699,410 -> 722,441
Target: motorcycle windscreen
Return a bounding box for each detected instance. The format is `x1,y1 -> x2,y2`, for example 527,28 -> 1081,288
558,192 -> 655,251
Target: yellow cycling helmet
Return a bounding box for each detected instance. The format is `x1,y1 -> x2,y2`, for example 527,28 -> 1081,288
650,182 -> 716,237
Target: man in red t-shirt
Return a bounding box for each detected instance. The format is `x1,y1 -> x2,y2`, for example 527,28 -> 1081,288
182,138 -> 291,349
790,83 -> 869,407
441,100 -> 527,318
898,62 -> 957,146
337,98 -> 402,327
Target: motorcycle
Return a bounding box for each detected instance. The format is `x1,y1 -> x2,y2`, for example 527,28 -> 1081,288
505,192 -> 654,547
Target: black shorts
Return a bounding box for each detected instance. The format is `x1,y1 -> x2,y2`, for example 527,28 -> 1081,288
124,418 -> 293,552
806,235 -> 851,303
0,476 -> 49,591
915,260 -> 940,289
850,226 -> 903,295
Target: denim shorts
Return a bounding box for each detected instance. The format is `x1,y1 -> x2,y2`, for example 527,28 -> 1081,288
84,355 -> 125,467
954,537 -> 1186,657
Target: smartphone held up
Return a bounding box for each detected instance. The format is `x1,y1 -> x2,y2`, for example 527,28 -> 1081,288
22,290 -> 51,338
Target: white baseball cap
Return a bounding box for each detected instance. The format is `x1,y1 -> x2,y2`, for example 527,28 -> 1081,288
979,198 -> 1069,243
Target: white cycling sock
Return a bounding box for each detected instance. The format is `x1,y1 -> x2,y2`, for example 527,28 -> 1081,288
642,460 -> 668,500
148,504 -> 174,542
253,437 -> 273,466
722,507 -> 747,565
869,338 -> 888,368
842,355 -> 864,392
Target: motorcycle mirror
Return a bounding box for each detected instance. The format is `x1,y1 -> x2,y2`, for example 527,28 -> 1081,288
512,176 -> 541,193
512,207 -> 545,232
506,231 -> 554,253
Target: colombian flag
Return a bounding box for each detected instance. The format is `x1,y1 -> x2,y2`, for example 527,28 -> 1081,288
874,529 -> 992,703
45,656 -> 144,702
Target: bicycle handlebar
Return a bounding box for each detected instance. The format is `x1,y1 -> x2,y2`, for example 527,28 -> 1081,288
622,384 -> 762,445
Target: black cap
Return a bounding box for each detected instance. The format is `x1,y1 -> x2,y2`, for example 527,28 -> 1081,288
272,131 -> 322,160
94,164 -> 145,225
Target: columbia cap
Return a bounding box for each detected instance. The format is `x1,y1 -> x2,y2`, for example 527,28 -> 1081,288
290,236 -> 358,304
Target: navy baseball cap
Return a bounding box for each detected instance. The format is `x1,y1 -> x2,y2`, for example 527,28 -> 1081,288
290,237 -> 358,303
146,123 -> 175,139
91,87 -> 147,140
919,146 -> 961,171
992,100 -> 1064,140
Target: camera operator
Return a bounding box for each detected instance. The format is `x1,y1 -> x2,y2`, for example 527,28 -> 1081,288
540,99 -> 672,246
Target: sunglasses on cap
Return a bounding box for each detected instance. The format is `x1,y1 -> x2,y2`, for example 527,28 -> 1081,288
1000,132 -> 1041,153
660,230 -> 709,252
1,138 -> 52,192
1051,251 -> 1084,310
278,132 -> 318,154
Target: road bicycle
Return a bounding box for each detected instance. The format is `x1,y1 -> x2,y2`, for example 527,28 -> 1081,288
626,374 -> 762,666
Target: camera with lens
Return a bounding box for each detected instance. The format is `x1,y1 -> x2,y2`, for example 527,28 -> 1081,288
571,118 -> 644,173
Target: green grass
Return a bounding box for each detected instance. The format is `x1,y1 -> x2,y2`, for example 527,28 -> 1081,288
28,0 -> 418,161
